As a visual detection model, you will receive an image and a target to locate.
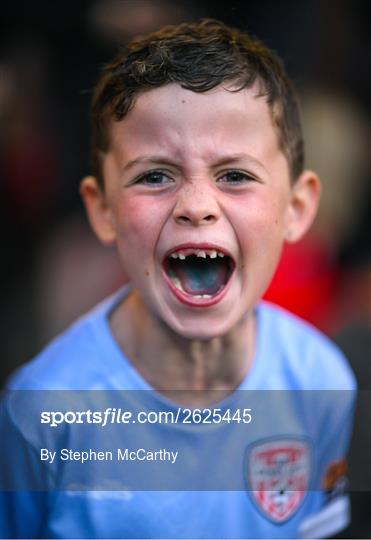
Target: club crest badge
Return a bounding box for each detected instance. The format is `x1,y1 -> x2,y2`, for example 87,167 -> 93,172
246,438 -> 311,523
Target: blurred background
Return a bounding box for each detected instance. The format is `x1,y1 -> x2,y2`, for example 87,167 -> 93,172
0,0 -> 370,534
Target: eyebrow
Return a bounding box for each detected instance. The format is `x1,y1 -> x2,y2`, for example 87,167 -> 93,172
211,153 -> 267,172
121,153 -> 267,173
121,155 -> 179,172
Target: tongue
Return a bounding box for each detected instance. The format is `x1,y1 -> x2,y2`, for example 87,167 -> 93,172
173,259 -> 229,296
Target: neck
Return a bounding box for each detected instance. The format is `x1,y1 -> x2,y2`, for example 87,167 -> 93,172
110,289 -> 256,403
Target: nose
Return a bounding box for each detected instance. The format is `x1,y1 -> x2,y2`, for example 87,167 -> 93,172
172,182 -> 221,226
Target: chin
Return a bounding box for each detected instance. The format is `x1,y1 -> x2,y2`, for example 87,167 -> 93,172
168,315 -> 237,342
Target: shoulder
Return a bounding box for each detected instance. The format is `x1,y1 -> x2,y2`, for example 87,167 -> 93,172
7,291 -> 126,390
258,301 -> 356,390
8,314 -> 102,390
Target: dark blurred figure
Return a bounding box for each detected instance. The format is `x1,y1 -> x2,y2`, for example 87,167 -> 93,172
0,36 -> 59,271
0,33 -> 61,385
334,216 -> 371,539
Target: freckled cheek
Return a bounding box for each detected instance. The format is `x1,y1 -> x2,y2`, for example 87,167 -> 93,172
115,198 -> 166,253
232,207 -> 285,292
231,201 -> 283,246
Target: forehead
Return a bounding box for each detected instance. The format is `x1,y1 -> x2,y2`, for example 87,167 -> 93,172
107,83 -> 286,172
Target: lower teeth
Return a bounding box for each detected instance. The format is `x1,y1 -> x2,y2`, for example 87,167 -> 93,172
170,274 -> 184,293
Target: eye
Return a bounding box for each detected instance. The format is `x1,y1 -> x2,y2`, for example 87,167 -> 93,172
217,170 -> 256,185
134,170 -> 174,187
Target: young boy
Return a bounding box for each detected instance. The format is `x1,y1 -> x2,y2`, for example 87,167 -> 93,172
0,19 -> 355,539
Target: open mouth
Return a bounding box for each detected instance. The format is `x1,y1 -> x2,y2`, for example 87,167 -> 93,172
163,246 -> 235,301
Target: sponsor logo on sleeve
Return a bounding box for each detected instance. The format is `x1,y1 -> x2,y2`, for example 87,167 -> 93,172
323,458 -> 348,502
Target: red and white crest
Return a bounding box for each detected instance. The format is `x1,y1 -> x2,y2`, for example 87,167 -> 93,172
247,438 -> 310,523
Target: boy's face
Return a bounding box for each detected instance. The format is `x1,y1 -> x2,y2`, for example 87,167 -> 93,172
82,83 -> 319,339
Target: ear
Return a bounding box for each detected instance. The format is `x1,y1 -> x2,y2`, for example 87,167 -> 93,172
285,170 -> 321,243
80,176 -> 117,246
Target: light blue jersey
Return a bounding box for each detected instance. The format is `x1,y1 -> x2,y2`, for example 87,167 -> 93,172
0,288 -> 356,539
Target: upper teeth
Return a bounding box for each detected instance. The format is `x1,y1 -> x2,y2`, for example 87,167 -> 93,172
169,249 -> 225,259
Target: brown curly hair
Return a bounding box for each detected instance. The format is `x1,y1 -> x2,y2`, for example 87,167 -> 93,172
91,19 -> 304,186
